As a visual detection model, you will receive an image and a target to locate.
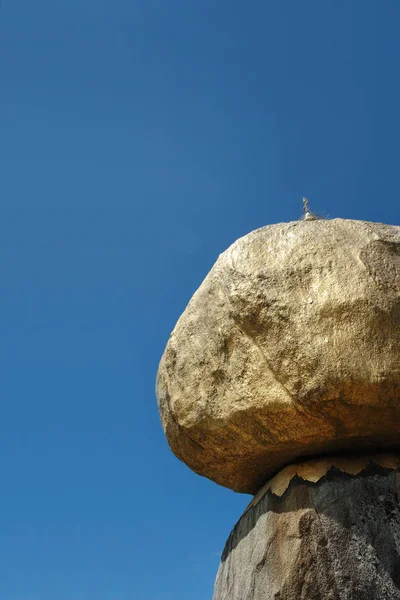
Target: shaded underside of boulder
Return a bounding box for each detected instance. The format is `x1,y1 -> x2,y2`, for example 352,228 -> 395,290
213,455 -> 400,600
157,219 -> 400,493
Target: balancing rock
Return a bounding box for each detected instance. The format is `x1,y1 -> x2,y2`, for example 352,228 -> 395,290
156,219 -> 400,493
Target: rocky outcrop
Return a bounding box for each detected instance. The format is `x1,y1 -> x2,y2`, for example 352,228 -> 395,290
213,455 -> 400,600
157,219 -> 400,493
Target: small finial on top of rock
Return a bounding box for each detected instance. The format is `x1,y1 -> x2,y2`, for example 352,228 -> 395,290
302,197 -> 318,220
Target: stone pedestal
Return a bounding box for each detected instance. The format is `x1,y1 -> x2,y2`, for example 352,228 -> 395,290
213,455 -> 400,600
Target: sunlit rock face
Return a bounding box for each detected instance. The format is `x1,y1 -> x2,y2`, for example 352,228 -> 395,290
213,455 -> 400,600
157,219 -> 400,493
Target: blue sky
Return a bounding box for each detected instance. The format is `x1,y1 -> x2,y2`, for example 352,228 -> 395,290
0,1 -> 399,599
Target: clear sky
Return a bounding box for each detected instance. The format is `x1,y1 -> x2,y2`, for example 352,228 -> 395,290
0,1 -> 399,599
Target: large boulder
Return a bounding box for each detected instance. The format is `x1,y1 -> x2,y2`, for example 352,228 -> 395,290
156,219 -> 400,493
213,454 -> 400,600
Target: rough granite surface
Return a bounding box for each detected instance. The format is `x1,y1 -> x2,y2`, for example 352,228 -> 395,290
157,219 -> 400,493
213,458 -> 400,600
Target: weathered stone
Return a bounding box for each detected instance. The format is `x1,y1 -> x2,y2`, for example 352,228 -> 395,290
156,219 -> 400,493
213,455 -> 400,600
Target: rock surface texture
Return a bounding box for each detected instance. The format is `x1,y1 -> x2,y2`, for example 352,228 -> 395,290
213,455 -> 400,600
157,219 -> 400,493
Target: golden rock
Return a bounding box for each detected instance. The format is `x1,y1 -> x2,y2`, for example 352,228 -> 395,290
157,219 -> 400,493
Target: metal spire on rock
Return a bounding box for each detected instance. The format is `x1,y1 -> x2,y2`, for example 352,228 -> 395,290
302,197 -> 318,221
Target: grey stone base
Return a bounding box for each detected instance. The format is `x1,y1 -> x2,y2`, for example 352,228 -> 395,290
213,460 -> 400,599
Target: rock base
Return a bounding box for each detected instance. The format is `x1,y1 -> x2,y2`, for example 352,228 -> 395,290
213,454 -> 400,600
